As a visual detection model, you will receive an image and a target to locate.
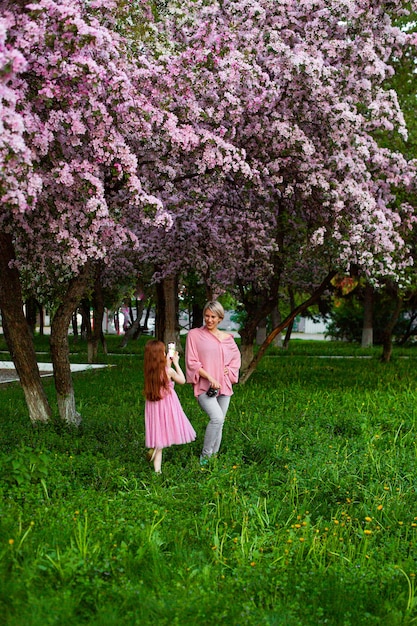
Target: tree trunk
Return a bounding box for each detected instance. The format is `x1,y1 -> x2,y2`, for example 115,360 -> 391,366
0,233 -> 51,423
397,311 -> 417,345
240,271 -> 337,384
39,304 -> 44,336
155,275 -> 181,349
192,302 -> 204,329
119,297 -> 145,348
271,307 -> 283,347
50,263 -> 93,425
361,282 -> 374,348
79,299 -> 91,340
256,317 -> 267,345
25,297 -> 37,335
381,286 -> 402,363
238,274 -> 282,372
71,310 -> 79,340
87,270 -> 107,362
239,316 -> 260,373
132,299 -> 144,340
142,300 -> 152,333
282,318 -> 295,349
283,286 -> 296,349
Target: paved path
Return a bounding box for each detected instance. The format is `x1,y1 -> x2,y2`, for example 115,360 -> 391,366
0,361 -> 108,384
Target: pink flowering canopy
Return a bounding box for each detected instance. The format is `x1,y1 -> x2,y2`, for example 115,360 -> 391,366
1,0 -> 417,304
125,0 -> 417,293
0,0 -> 250,303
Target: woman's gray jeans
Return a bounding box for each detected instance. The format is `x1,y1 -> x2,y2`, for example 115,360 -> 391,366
198,393 -> 231,458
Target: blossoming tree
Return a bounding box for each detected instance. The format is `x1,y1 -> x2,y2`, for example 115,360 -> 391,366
140,0 -> 417,374
0,0 -> 249,423
0,0 -> 179,423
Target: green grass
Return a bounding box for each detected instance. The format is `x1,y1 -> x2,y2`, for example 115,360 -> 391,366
1,335 -> 417,624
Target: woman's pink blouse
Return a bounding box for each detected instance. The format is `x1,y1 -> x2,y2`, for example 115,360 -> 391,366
185,326 -> 241,397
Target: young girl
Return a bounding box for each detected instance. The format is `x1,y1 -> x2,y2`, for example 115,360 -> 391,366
144,340 -> 196,473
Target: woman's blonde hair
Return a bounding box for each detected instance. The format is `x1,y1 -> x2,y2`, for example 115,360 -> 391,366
203,300 -> 225,320
144,340 -> 169,401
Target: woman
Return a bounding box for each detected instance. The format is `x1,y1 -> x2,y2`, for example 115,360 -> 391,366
185,301 -> 241,464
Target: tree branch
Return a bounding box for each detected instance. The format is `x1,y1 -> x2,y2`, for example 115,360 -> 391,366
239,270 -> 337,384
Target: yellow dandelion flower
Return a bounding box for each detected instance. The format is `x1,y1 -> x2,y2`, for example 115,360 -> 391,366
377,505 -> 383,511
364,529 -> 372,535
365,516 -> 372,523
334,520 -> 339,525
8,539 -> 14,545
299,537 -> 305,542
250,562 -> 256,567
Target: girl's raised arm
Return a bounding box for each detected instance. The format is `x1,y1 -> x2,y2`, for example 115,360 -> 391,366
168,352 -> 186,385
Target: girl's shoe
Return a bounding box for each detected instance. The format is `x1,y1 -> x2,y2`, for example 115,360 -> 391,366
146,448 -> 156,462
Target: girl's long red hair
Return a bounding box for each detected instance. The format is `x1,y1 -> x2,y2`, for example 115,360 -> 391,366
144,340 -> 170,401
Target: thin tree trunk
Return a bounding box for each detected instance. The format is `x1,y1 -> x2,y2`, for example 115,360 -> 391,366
239,317 -> 259,373
361,282 -> 374,348
155,275 -> 180,349
238,278 -> 281,372
79,299 -> 91,340
283,318 -> 295,349
256,317 -> 267,345
25,297 -> 37,335
381,286 -> 402,363
39,304 -> 44,336
271,307 -> 283,347
142,300 -> 152,332
398,311 -> 417,345
0,233 -> 51,423
132,299 -> 144,340
88,270 -> 107,362
192,302 -> 203,329
50,263 -> 93,425
71,310 -> 79,341
283,286 -> 296,349
119,297 -> 145,348
240,271 -> 337,384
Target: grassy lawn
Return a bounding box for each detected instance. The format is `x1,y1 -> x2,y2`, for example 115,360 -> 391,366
1,334 -> 417,625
